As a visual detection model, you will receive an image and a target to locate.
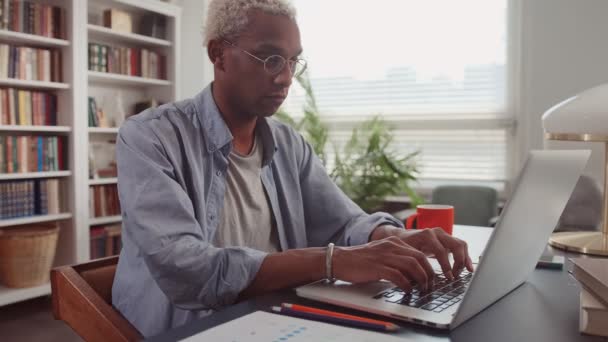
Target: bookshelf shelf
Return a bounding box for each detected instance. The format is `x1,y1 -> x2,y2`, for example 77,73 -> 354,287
89,216 -> 122,226
0,213 -> 73,228
87,24 -> 171,47
0,283 -> 51,307
89,177 -> 118,185
0,171 -> 72,181
0,125 -> 71,133
88,127 -> 120,134
93,0 -> 181,17
0,78 -> 70,90
0,29 -> 70,47
88,71 -> 171,86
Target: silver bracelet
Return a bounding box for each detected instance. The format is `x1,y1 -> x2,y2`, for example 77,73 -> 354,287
325,242 -> 336,283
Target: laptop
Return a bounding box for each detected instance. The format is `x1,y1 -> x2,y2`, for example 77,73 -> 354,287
296,150 -> 591,330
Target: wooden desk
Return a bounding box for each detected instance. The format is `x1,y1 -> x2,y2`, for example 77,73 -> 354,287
147,226 -> 607,342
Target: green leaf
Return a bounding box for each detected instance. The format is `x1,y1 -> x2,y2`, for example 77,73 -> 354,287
274,73 -> 422,213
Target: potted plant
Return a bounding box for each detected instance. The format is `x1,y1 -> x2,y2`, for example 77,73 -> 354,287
275,73 -> 422,212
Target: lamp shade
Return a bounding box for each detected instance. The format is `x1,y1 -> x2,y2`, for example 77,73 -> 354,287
542,83 -> 608,136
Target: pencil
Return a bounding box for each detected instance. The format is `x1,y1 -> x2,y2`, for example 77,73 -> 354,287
281,303 -> 399,329
271,306 -> 399,332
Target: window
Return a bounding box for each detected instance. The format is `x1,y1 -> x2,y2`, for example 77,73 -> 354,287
282,0 -> 512,188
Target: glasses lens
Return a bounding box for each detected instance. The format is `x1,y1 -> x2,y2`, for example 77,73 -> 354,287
264,56 -> 285,75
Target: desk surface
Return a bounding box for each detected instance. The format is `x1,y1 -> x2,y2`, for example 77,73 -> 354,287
147,226 -> 608,342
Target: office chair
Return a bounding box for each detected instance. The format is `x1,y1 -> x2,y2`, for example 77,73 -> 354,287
431,185 -> 498,227
51,256 -> 142,342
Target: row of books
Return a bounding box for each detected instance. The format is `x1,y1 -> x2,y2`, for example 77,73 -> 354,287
0,44 -> 63,82
0,135 -> 65,173
88,43 -> 167,80
0,178 -> 60,219
90,224 -> 122,259
571,258 -> 608,337
90,184 -> 120,218
0,88 -> 58,126
0,1 -> 67,39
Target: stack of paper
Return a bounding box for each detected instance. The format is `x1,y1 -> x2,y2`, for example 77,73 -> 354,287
180,311 -> 411,342
571,257 -> 608,336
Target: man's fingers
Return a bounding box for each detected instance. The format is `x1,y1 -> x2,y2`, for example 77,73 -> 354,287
382,267 -> 412,292
466,254 -> 475,272
386,236 -> 435,287
388,256 -> 430,291
436,232 -> 471,277
422,229 -> 453,280
399,248 -> 435,286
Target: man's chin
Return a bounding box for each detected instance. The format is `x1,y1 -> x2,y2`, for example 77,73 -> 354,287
255,105 -> 282,118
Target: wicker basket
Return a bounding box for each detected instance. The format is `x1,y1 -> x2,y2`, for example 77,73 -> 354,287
0,223 -> 59,288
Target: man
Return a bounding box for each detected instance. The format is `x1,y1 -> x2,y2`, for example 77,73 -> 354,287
112,0 -> 473,337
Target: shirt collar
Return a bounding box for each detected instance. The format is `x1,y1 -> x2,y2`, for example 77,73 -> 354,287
194,84 -> 278,166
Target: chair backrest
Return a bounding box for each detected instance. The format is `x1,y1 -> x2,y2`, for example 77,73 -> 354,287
51,256 -> 142,342
432,185 -> 498,226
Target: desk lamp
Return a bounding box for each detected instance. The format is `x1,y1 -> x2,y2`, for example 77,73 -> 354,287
542,83 -> 608,256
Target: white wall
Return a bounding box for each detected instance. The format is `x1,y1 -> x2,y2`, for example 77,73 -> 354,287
517,0 -> 608,187
177,0 -> 212,99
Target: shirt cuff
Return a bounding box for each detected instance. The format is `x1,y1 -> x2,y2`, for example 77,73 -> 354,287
346,212 -> 404,246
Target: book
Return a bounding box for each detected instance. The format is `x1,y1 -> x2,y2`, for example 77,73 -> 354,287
4,2 -> 65,38
0,179 -> 59,219
139,13 -> 166,39
1,44 -> 62,82
0,135 -> 63,173
88,96 -> 98,127
89,224 -> 122,259
571,257 -> 608,306
103,9 -> 132,33
90,184 -> 121,218
580,288 -> 608,336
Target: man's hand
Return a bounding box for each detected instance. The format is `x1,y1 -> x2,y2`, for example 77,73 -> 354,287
332,236 -> 436,292
370,225 -> 474,281
241,225 -> 474,301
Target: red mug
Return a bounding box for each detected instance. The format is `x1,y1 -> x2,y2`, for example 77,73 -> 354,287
405,204 -> 454,235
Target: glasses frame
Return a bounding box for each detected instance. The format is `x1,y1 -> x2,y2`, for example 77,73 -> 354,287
223,39 -> 307,78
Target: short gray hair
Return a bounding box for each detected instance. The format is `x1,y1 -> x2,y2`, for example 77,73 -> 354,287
203,0 -> 297,46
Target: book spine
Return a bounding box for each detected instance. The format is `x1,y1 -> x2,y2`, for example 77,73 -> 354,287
40,178 -> 47,214
0,136 -> 4,173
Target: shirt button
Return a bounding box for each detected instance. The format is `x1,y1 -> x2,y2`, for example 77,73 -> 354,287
216,170 -> 222,176
209,214 -> 215,220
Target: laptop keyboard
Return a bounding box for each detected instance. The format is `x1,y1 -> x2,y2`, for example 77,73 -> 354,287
373,270 -> 473,313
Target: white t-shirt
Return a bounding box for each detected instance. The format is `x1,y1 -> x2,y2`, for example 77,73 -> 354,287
212,133 -> 280,253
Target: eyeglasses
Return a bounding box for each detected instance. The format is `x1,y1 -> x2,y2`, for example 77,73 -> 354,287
223,40 -> 307,78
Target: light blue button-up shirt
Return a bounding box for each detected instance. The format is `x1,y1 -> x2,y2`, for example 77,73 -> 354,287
111,84 -> 403,336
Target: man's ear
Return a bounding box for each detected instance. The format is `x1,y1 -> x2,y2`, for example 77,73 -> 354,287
207,40 -> 226,71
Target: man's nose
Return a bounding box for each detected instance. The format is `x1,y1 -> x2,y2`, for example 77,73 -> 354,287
273,63 -> 294,87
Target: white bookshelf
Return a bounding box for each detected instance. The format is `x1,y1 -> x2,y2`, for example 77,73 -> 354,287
88,71 -> 171,86
0,125 -> 71,133
0,213 -> 73,228
0,284 -> 51,307
88,24 -> 171,47
0,0 -> 181,307
0,29 -> 70,47
85,0 -> 181,239
0,171 -> 72,181
0,78 -> 70,90
89,127 -> 119,134
89,177 -> 117,185
89,215 -> 122,226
